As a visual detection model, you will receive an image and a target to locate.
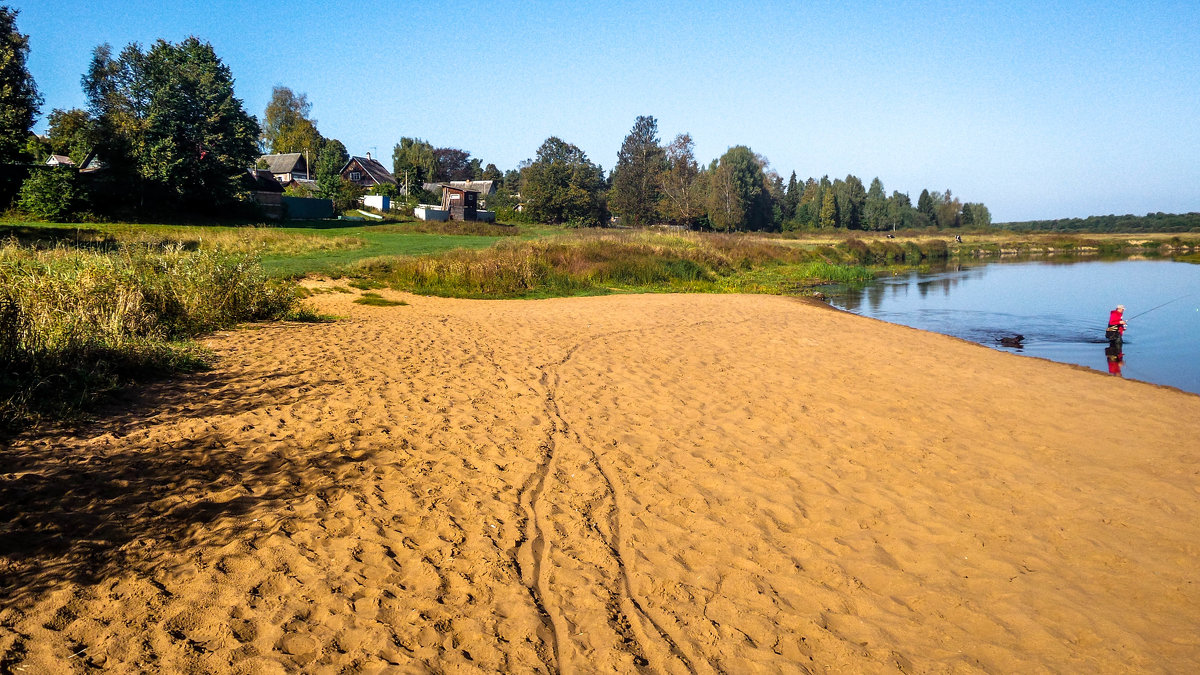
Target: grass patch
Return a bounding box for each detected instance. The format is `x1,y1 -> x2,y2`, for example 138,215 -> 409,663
0,242 -> 306,432
353,292 -> 407,307
350,230 -> 872,299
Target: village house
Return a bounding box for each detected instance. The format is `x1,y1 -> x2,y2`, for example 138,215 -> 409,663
340,153 -> 397,189
414,182 -> 496,222
259,153 -> 309,183
420,180 -> 497,207
45,154 -> 75,167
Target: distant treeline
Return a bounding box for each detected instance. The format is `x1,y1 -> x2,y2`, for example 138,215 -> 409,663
1000,212 -> 1200,233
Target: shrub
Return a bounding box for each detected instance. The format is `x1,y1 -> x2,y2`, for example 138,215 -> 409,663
17,167 -> 81,222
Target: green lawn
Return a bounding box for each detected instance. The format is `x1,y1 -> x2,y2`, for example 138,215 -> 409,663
0,219 -> 544,277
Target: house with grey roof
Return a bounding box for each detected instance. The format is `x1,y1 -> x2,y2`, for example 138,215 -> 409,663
45,154 -> 75,167
259,153 -> 309,183
341,153 -> 397,189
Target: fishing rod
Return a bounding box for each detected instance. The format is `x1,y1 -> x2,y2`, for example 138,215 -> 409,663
1126,293 -> 1196,321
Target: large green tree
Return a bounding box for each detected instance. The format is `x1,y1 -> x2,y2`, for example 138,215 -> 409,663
84,37 -> 260,210
520,136 -> 607,227
917,189 -> 935,226
836,174 -> 866,229
0,6 -> 41,162
706,146 -> 771,231
392,137 -> 437,190
609,115 -> 666,226
863,177 -> 887,231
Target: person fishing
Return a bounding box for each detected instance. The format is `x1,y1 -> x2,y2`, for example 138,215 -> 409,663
1106,304 -> 1127,349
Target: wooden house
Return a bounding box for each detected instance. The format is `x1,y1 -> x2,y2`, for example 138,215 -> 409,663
340,153 -> 397,189
441,185 -> 479,221
259,153 -> 308,183
45,154 -> 75,167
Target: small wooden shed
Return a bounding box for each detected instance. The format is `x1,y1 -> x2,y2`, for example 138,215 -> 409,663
440,185 -> 479,221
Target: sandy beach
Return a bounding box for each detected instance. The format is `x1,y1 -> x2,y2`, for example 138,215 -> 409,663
2,288 -> 1199,673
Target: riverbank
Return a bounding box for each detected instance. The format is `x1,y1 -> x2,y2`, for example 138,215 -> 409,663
2,289 -> 1198,672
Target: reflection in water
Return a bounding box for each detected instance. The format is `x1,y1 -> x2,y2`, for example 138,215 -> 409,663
1105,346 -> 1124,376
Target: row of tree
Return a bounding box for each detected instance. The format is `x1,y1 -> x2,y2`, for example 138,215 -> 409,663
602,115 -> 990,231
2,5 -> 990,228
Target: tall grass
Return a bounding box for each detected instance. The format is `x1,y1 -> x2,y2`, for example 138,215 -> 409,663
351,230 -> 873,298
1,242 -> 302,430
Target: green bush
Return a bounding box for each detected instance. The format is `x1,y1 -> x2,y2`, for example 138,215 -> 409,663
17,167 -> 81,222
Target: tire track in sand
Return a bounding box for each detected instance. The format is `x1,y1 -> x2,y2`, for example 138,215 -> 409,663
520,330 -> 702,674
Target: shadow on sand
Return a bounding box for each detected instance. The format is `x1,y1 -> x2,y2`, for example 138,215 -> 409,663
0,365 -> 362,605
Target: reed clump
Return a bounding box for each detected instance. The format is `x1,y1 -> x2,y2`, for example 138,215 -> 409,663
352,230 -> 866,298
1,242 -> 302,430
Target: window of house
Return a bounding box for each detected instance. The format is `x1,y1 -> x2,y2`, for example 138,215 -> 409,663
350,171 -> 361,181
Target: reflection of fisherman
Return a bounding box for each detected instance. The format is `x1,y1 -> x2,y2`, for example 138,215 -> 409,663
1106,304 -> 1127,349
1105,345 -> 1124,376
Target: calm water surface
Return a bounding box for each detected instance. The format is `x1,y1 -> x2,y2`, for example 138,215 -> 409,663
826,259 -> 1200,395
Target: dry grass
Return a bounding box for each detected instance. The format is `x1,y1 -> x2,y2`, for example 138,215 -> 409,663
0,242 -> 304,431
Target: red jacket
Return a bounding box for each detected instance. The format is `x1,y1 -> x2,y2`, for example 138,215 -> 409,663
1108,310 -> 1125,334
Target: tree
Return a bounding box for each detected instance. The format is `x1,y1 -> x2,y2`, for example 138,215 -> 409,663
819,189 -> 839,229
961,202 -> 991,228
482,163 -> 503,181
933,188 -> 962,228
262,86 -> 312,153
795,177 -> 821,228
520,136 -> 607,226
781,171 -> 800,223
83,37 -> 260,211
886,191 -> 914,230
47,108 -> 97,164
0,6 -> 41,162
314,140 -> 345,202
319,137 -> 347,170
432,147 -> 472,181
659,133 -> 704,226
863,177 -> 887,231
705,146 -> 771,231
836,174 -> 866,229
917,189 -> 935,226
609,115 -> 666,226
392,137 -> 436,189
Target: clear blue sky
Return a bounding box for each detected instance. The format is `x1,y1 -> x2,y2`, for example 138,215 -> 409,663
10,0 -> 1200,222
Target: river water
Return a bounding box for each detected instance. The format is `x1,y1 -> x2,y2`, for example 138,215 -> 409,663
825,259 -> 1200,396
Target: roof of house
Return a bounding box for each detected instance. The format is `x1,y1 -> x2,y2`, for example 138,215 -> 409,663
449,180 -> 495,195
260,153 -> 306,174
343,155 -> 397,185
46,154 -> 74,166
241,169 -> 284,193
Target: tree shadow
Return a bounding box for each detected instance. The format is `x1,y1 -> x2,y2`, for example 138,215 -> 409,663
0,224 -> 120,251
0,365 -> 364,605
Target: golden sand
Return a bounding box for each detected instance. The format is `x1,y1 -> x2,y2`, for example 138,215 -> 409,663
2,288 -> 1198,673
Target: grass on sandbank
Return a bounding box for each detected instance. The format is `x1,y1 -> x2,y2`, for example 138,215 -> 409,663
353,292 -> 408,307
348,230 -> 898,299
0,242 -> 306,432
